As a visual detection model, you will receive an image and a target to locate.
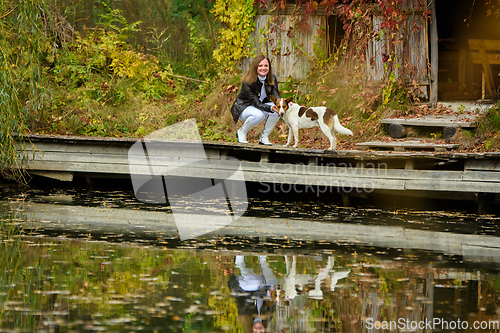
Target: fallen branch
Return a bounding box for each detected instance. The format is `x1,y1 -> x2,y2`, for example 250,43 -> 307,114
171,74 -> 207,83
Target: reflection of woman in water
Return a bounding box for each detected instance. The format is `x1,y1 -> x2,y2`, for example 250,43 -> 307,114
228,255 -> 277,332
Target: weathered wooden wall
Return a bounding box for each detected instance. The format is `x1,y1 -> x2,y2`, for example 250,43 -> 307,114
364,0 -> 430,92
241,9 -> 327,81
245,0 -> 430,94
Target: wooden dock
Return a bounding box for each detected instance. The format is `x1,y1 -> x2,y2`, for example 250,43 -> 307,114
18,134 -> 500,212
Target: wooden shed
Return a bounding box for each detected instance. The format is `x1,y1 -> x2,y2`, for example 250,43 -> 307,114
245,0 -> 500,103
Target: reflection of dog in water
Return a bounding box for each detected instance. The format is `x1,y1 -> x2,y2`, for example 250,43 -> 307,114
228,255 -> 278,333
270,256 -> 350,333
281,256 -> 350,301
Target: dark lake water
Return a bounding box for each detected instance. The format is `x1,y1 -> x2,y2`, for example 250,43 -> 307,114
1,184 -> 500,332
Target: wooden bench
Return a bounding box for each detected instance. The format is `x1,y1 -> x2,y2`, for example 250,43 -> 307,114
468,39 -> 500,99
380,113 -> 480,139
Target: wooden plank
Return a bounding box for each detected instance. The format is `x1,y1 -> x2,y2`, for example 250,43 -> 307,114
405,179 -> 500,193
29,170 -> 73,182
470,52 -> 500,65
26,160 -> 240,181
25,160 -> 133,175
22,151 -> 132,165
22,142 -> 132,155
380,114 -> 479,128
26,141 -> 214,158
463,170 -> 500,182
465,159 -> 500,171
23,154 -> 129,167
24,142 -> 222,161
468,39 -> 500,52
239,161 -> 465,181
356,140 -> 459,151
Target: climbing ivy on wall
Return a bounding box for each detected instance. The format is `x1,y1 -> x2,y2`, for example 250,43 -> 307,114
266,0 -> 430,102
212,0 -> 430,78
211,0 -> 258,66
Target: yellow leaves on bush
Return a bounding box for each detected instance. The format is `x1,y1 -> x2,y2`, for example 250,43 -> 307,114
110,50 -> 156,78
211,0 -> 256,65
76,29 -> 161,79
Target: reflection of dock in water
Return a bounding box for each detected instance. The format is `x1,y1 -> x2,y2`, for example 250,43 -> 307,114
20,202 -> 500,262
7,198 -> 500,333
18,134 -> 500,213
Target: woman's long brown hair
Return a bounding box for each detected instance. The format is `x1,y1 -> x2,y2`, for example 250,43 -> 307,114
242,54 -> 275,86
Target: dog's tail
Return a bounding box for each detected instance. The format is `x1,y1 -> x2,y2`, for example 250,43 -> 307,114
333,115 -> 353,136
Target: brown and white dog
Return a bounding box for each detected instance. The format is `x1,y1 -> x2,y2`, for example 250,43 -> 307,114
270,95 -> 353,150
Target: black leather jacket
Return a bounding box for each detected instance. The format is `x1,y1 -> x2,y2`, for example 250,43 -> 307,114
230,74 -> 280,123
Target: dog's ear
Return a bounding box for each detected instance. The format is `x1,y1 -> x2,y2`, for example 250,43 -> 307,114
285,97 -> 293,106
270,95 -> 277,103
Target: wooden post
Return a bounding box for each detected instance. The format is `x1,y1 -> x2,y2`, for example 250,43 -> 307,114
478,193 -> 492,214
429,0 -> 438,107
405,159 -> 415,170
458,49 -> 467,92
425,273 -> 434,333
220,149 -> 228,160
341,191 -> 351,207
260,152 -> 270,163
477,40 -> 495,99
482,72 -> 486,100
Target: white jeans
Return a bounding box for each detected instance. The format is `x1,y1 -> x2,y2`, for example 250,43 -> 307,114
239,102 -> 279,125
